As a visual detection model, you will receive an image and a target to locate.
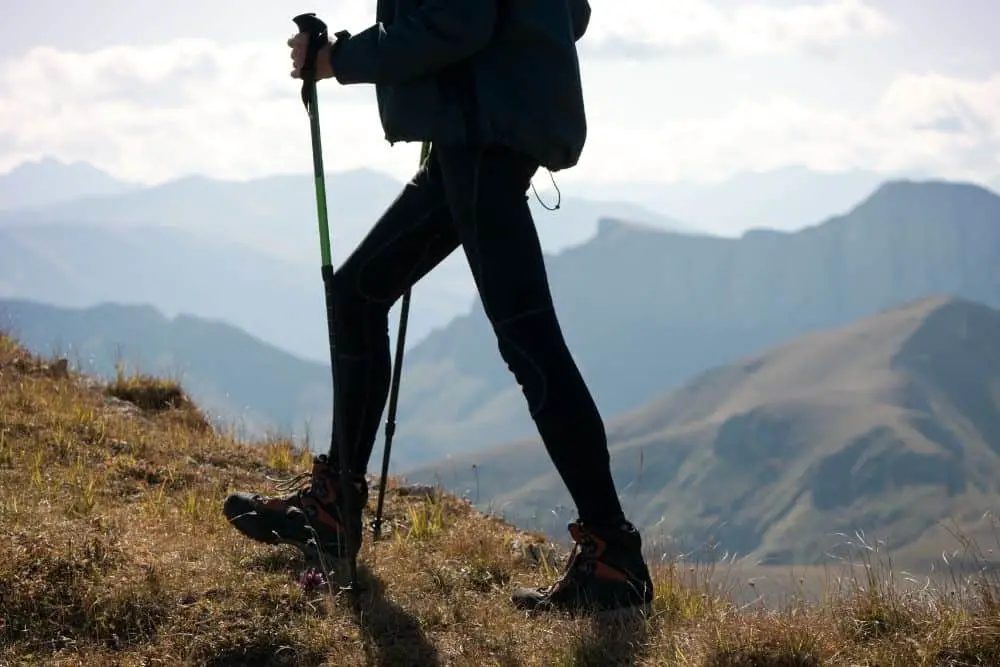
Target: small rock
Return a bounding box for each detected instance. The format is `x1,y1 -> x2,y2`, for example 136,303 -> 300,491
105,396 -> 141,414
75,376 -> 102,390
108,438 -> 131,454
8,356 -> 68,378
510,538 -> 563,567
396,483 -> 437,498
102,396 -> 150,423
48,358 -> 69,379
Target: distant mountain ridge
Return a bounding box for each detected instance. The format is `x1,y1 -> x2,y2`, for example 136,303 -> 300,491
386,179 -> 1000,463
573,165 -> 929,236
402,295 -> 1000,567
0,223 -> 334,363
0,157 -> 138,210
4,174 -> 999,477
0,156 -> 688,260
0,156 -> 688,360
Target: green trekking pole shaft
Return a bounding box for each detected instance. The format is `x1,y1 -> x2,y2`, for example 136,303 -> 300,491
372,140 -> 430,540
293,12 -> 361,595
306,86 -> 332,266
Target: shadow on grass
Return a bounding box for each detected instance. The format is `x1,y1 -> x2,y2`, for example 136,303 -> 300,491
241,549 -> 440,666
569,611 -> 652,667
334,564 -> 442,667
244,548 -> 303,573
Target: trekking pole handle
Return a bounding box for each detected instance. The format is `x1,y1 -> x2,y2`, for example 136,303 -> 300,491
293,13 -> 329,78
293,13 -> 329,105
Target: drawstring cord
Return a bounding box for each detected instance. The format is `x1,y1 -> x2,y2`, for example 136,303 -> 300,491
531,168 -> 562,211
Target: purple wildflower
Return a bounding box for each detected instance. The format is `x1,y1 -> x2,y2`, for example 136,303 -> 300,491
297,567 -> 327,592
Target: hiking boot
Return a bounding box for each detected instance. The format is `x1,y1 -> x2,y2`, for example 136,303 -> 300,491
222,454 -> 368,561
511,520 -> 654,615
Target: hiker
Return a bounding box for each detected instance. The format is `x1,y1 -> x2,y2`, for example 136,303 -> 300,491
223,0 -> 654,614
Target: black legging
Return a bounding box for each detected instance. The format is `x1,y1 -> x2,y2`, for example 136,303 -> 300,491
327,142 -> 625,527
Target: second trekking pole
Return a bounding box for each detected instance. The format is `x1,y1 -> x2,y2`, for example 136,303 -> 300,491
371,140 -> 430,541
292,11 -> 362,595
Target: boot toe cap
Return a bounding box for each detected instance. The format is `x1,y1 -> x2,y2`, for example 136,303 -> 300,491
222,492 -> 259,521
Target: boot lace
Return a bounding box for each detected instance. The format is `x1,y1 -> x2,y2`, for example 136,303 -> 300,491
546,523 -> 599,593
265,470 -> 314,496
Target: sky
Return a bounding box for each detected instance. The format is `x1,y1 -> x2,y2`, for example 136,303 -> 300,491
1,0 -> 999,191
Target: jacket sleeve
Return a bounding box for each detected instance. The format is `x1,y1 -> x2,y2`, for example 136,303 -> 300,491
329,0 -> 497,85
569,0 -> 591,41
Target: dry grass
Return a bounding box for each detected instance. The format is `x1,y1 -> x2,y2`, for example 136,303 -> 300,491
2,331 -> 999,665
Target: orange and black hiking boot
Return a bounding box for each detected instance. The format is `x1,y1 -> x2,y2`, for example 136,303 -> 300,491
511,520 -> 654,615
222,454 -> 368,561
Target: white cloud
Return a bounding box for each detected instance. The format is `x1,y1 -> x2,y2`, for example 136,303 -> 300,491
584,0 -> 895,58
0,0 -> 902,185
1,17 -> 999,190
0,37 -> 419,184
571,70 -> 1000,185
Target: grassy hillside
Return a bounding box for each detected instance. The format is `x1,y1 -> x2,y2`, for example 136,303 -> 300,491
0,299 -> 335,445
406,295 -> 1000,571
5,331 -> 1000,664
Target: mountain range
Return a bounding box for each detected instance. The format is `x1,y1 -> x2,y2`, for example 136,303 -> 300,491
572,165 -> 907,236
0,157 -> 139,210
388,179 -> 1000,463
403,294 -> 1000,568
6,166 -> 1000,566
0,157 -> 686,361
5,177 -> 1000,481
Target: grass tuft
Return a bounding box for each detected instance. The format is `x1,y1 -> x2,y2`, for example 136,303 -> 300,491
105,361 -> 211,432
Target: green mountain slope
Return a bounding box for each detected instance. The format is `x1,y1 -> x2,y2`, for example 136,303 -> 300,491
404,295 -> 1000,567
390,180 -> 1000,463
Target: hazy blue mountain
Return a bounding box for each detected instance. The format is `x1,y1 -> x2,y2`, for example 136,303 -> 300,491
385,179 -> 1000,467
0,157 -> 138,210
402,295 -> 1000,567
0,166 -> 403,262
0,156 -> 688,261
0,157 -> 687,359
575,165 -> 934,236
7,176 -> 998,480
0,223 -> 339,362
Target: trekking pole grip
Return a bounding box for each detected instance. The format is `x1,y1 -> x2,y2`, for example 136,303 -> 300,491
292,13 -> 329,106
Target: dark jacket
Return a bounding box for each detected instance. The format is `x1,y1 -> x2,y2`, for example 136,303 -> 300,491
328,0 -> 592,171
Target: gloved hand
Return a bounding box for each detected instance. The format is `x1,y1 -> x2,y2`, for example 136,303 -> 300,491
288,29 -> 335,81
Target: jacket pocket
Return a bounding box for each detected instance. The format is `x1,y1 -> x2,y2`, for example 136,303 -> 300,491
378,75 -> 466,145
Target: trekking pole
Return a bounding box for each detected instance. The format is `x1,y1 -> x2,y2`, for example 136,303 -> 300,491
371,140 -> 430,541
292,11 -> 362,595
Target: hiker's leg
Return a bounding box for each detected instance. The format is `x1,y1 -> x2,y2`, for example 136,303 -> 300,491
436,144 -> 626,527
327,149 -> 459,474
223,149 -> 459,559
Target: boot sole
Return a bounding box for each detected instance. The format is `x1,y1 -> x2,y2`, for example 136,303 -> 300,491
225,511 -> 359,566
